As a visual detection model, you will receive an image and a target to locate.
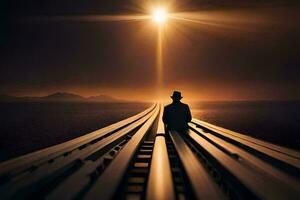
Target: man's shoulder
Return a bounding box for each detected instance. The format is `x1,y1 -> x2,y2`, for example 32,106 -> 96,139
164,102 -> 190,109
164,104 -> 172,110
180,102 -> 190,108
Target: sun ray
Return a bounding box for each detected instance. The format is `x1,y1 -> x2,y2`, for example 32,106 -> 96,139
21,14 -> 150,23
156,25 -> 163,91
169,9 -> 274,33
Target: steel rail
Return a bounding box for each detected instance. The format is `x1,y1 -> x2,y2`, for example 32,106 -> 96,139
0,104 -> 156,178
192,119 -> 300,159
192,119 -> 300,171
187,129 -> 300,200
1,104 -> 299,200
146,104 -> 175,200
84,103 -> 160,200
45,106 -> 158,200
0,105 -> 158,199
169,131 -> 225,200
189,123 -> 300,193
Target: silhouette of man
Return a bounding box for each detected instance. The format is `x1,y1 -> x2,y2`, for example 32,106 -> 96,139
163,91 -> 192,132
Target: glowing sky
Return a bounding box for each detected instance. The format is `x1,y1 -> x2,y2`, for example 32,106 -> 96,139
1,0 -> 300,101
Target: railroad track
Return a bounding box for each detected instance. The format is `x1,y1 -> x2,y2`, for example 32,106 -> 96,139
0,103 -> 299,200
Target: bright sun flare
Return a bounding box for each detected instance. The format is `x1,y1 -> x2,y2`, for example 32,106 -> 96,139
152,8 -> 167,24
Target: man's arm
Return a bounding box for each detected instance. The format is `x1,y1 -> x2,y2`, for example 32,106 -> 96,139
186,105 -> 192,122
162,107 -> 168,124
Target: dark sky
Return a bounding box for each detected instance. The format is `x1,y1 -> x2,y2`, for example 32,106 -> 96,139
1,0 -> 300,100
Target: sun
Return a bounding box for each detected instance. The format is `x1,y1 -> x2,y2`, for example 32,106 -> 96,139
152,8 -> 168,25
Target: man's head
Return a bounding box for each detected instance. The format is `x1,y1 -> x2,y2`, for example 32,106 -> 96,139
171,91 -> 183,102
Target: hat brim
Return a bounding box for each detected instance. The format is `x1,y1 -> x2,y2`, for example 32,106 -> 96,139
171,96 -> 183,99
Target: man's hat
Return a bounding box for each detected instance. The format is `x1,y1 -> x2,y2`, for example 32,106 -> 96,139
171,91 -> 183,100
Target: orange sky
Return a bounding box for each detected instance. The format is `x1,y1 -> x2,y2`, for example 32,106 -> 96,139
1,2 -> 300,101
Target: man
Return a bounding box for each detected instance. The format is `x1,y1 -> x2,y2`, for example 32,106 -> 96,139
163,91 -> 192,132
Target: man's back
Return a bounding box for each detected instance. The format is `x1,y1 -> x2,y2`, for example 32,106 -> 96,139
163,102 -> 192,132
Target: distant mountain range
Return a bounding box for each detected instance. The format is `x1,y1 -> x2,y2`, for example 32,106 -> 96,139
0,92 -> 126,102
